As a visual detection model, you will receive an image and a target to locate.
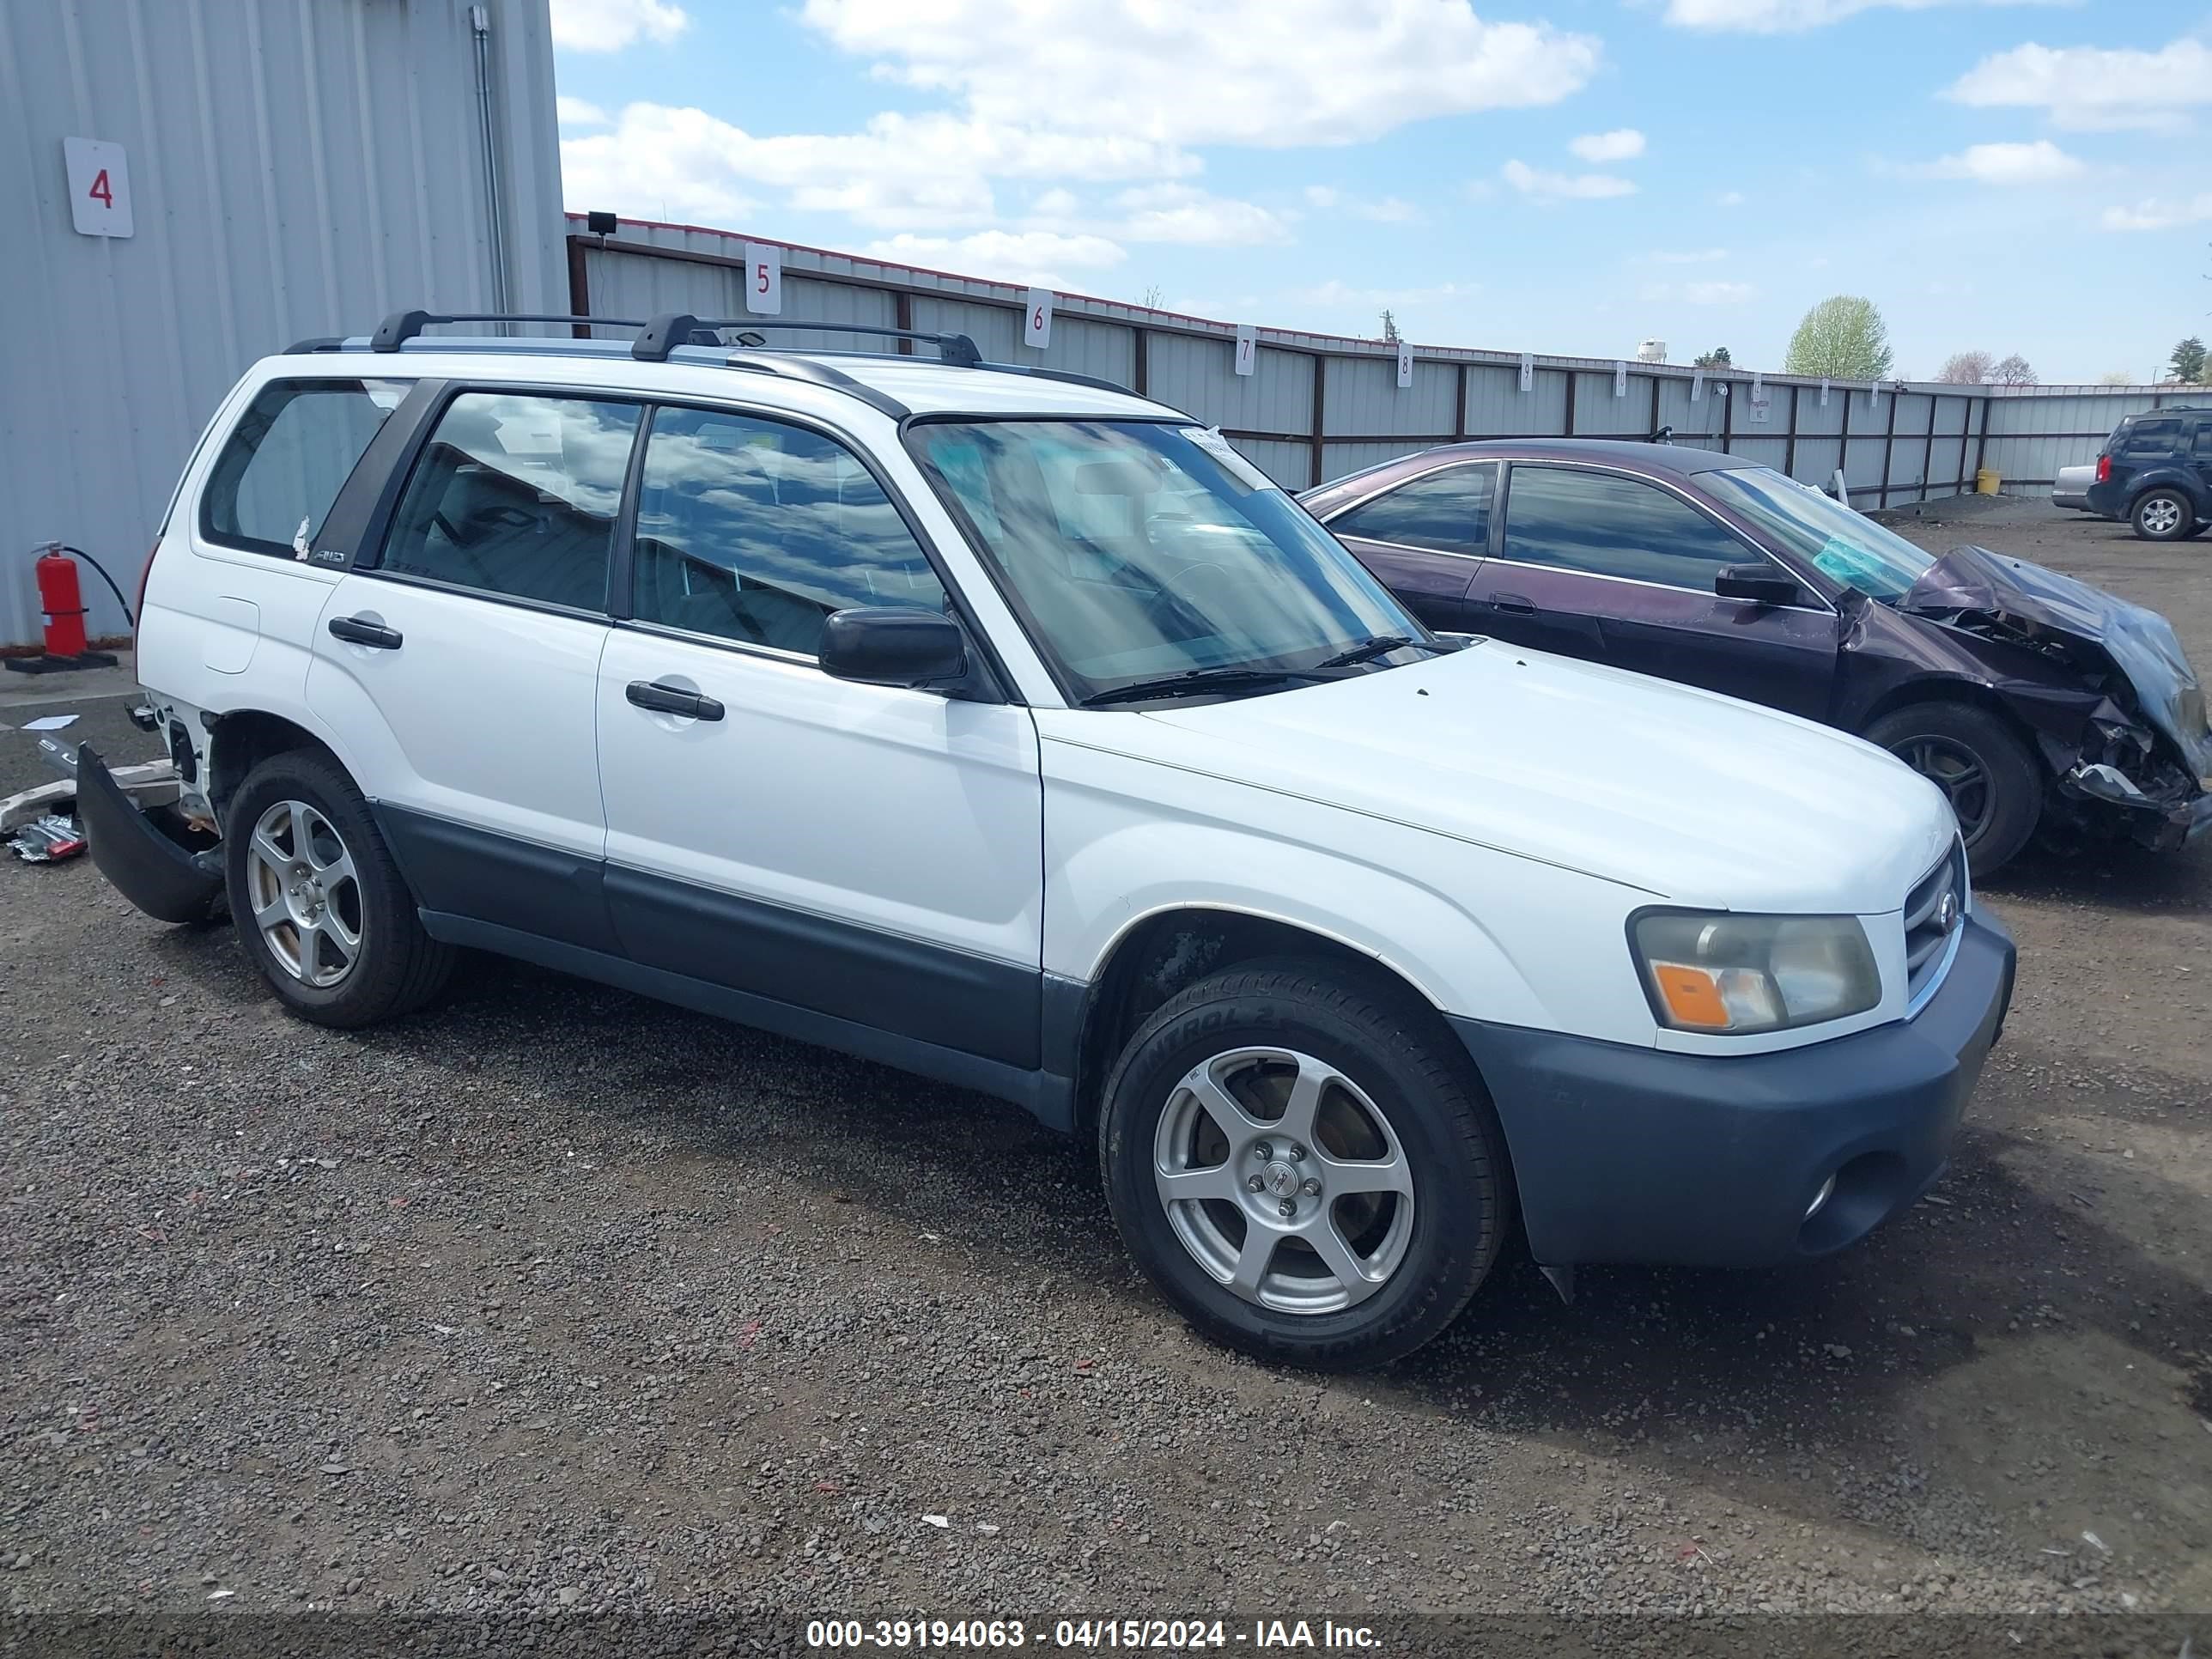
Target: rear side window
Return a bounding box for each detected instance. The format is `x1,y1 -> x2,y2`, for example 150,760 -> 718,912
629,407 -> 948,657
2118,418 -> 2183,458
199,380 -> 408,557
1328,463 -> 1494,557
378,392 -> 641,611
2193,423 -> 2212,456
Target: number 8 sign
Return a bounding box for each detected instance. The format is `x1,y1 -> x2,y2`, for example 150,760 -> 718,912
1024,288 -> 1053,350
743,242 -> 782,316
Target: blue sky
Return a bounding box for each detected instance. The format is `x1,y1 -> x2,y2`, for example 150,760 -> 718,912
550,1 -> 2212,384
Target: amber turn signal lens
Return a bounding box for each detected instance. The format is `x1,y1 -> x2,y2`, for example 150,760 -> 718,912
1651,963 -> 1730,1029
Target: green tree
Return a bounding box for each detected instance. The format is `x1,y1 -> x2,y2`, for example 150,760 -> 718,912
1783,295 -> 1893,380
2170,337 -> 2208,384
1692,345 -> 1732,368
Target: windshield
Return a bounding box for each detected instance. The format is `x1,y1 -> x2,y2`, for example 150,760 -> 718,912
1704,466 -> 1936,602
905,420 -> 1421,702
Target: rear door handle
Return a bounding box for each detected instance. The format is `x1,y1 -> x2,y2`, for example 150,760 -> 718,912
1488,593 -> 1539,616
327,615 -> 403,649
626,679 -> 725,721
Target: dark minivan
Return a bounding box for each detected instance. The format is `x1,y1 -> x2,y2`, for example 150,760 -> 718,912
1302,439 -> 2212,876
2083,404 -> 2212,540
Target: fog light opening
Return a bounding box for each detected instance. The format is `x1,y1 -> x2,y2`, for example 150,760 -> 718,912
1803,1172 -> 1838,1223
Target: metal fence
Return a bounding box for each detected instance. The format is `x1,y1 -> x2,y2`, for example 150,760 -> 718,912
569,214 -> 2194,510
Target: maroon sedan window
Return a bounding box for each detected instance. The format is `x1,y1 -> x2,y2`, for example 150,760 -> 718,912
1500,466 -> 1752,592
1328,463 -> 1494,558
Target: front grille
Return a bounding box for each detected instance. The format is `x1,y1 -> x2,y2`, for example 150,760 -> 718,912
1902,842 -> 1966,1006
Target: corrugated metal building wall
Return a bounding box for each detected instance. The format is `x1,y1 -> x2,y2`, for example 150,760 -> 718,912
0,0 -> 565,646
576,216 -> 2192,509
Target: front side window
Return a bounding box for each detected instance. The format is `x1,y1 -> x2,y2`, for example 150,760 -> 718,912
1502,465 -> 1756,592
630,408 -> 948,657
1703,466 -> 1933,602
905,420 -> 1418,703
200,379 -> 409,557
1328,463 -> 1495,557
379,392 -> 640,611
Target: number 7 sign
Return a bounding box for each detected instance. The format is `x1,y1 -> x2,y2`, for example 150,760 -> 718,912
64,137 -> 132,238
1234,324 -> 1256,377
743,242 -> 782,315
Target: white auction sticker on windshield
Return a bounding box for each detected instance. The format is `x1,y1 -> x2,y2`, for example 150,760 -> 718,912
1183,426 -> 1274,489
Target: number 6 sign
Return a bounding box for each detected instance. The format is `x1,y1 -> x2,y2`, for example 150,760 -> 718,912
743,242 -> 782,316
1024,288 -> 1053,350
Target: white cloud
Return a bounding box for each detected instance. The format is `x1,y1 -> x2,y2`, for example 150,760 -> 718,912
1644,279 -> 1757,304
550,0 -> 689,52
1113,185 -> 1295,246
861,230 -> 1127,286
2101,193 -> 2212,233
1909,139 -> 2085,185
1642,247 -> 1730,264
1501,159 -> 1636,201
1665,0 -> 2062,32
556,96 -> 610,129
799,0 -> 1601,148
1945,39 -> 2212,131
559,103 -> 1194,231
1715,189 -> 1747,207
1292,278 -> 1481,308
1304,185 -> 1344,209
1305,187 -> 1422,222
1569,128 -> 1646,162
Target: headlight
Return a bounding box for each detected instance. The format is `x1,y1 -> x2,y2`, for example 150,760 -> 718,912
1632,911 -> 1880,1035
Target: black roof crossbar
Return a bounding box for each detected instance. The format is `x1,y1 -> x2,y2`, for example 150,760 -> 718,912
370,310 -> 643,350
635,313 -> 981,367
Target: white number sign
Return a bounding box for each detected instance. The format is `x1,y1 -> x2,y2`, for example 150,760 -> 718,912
1518,353 -> 1534,393
1395,341 -> 1413,389
1024,288 -> 1053,350
1691,368 -> 1705,403
1750,372 -> 1767,406
1234,324 -> 1256,377
1613,361 -> 1628,398
743,242 -> 782,315
1820,379 -> 1831,407
64,137 -> 132,238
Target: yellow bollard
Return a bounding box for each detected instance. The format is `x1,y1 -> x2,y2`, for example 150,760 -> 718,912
1974,467 -> 2000,495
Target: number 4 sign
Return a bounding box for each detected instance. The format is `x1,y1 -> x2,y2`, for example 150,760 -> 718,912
1234,324 -> 1256,377
1024,288 -> 1053,350
64,137 -> 132,238
743,242 -> 782,316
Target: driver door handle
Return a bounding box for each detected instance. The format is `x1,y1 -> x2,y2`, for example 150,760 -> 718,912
1488,593 -> 1538,616
626,679 -> 725,721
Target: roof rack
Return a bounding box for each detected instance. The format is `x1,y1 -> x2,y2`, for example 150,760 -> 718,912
632,313 -> 981,366
370,310 -> 643,350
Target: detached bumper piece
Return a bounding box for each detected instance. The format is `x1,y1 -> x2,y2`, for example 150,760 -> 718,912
2061,762 -> 2212,850
77,744 -> 225,923
1453,913 -> 2015,1271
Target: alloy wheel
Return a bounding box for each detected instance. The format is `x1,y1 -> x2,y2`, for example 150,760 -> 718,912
1896,736 -> 1994,844
244,799 -> 364,988
2139,496 -> 2184,537
1152,1046 -> 1415,1315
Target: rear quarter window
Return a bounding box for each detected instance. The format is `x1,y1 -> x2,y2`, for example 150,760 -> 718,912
199,379 -> 409,557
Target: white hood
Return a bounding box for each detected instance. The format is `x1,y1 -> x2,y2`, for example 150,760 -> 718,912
1085,641 -> 1956,915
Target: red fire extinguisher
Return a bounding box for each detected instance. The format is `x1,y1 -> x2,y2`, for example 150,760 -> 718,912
35,546 -> 90,659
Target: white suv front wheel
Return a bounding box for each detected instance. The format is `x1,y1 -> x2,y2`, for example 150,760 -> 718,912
223,750 -> 455,1028
1100,961 -> 1511,1368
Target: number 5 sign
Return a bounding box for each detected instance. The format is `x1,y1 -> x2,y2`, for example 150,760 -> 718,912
64,137 -> 132,238
743,242 -> 782,315
1024,288 -> 1053,350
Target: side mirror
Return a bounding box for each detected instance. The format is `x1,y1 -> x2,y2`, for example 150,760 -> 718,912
819,606 -> 968,689
1714,563 -> 1800,607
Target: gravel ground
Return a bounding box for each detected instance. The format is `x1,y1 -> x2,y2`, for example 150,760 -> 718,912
2,499 -> 2207,1634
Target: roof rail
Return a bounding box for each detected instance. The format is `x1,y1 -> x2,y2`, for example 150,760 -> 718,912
284,337 -> 348,355
973,362 -> 1142,399
635,313 -> 981,367
370,310 -> 642,350
719,355 -> 910,420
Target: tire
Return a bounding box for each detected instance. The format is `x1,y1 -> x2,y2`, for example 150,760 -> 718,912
2130,489 -> 2196,542
223,748 -> 454,1028
1865,702 -> 2041,878
1098,960 -> 1510,1370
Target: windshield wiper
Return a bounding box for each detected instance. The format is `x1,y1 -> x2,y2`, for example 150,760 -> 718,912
1316,635 -> 1447,669
1079,665 -> 1332,708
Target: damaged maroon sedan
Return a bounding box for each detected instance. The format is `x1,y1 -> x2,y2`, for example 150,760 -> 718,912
1301,439 -> 2212,875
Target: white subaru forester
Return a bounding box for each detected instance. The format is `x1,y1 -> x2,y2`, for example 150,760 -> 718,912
84,311 -> 2014,1368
